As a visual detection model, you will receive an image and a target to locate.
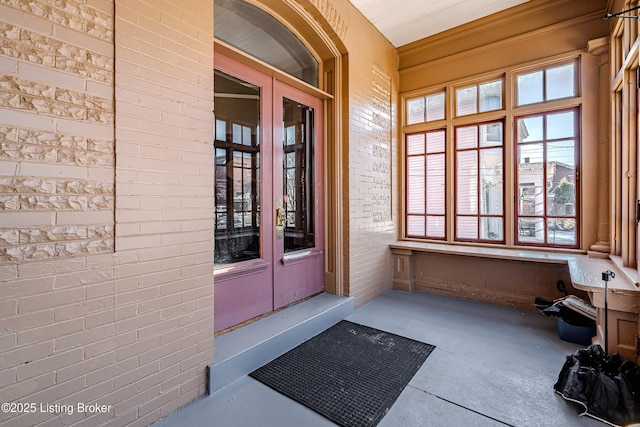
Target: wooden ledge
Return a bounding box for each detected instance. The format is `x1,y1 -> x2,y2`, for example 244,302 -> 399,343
390,241 -> 580,264
390,241 -> 640,294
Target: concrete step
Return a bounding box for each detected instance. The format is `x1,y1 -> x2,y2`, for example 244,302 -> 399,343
208,293 -> 354,393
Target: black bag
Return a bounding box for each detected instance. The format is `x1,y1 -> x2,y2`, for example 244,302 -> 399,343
554,344 -> 640,426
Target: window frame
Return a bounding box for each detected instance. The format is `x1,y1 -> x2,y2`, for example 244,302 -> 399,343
405,129 -> 447,240
401,55 -> 583,249
454,120 -> 506,244
513,108 -> 581,249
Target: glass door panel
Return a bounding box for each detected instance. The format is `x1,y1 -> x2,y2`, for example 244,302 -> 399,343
283,97 -> 315,252
273,81 -> 324,310
214,70 -> 261,264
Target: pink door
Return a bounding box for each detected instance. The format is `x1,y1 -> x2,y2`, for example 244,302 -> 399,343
272,80 -> 324,310
213,54 -> 324,332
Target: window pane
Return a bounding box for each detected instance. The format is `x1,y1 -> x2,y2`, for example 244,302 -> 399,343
516,108 -> 579,248
518,218 -> 544,243
547,218 -> 576,245
481,217 -> 503,240
426,130 -> 445,153
480,148 -> 503,215
479,80 -> 502,112
216,119 -> 227,141
407,156 -> 425,214
517,71 -> 543,105
456,126 -> 478,150
480,122 -> 503,147
407,133 -> 425,155
407,97 -> 425,125
407,215 -> 425,236
214,70 -> 260,265
546,63 -> 575,100
242,126 -> 252,146
456,150 -> 478,215
547,140 -> 575,217
547,139 -> 575,167
518,141 -> 543,165
282,98 -> 315,253
517,116 -> 543,142
518,143 -> 544,216
456,86 -> 477,116
232,123 -> 242,143
426,216 -> 445,238
426,154 -> 445,214
426,92 -> 445,121
547,111 -> 575,139
457,216 -> 478,240
215,0 -> 318,86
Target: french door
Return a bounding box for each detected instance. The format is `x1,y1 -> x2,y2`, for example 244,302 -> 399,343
213,54 -> 324,332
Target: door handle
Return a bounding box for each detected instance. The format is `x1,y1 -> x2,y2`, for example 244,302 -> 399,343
276,207 -> 285,227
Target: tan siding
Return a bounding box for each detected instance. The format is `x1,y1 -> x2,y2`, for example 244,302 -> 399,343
0,0 -> 214,425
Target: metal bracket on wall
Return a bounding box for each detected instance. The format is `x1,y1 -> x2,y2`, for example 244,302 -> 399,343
605,5 -> 640,20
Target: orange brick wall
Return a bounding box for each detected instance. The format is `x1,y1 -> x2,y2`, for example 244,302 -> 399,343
0,0 -> 214,426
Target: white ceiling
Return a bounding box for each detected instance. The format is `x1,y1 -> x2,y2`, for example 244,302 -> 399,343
349,0 -> 531,47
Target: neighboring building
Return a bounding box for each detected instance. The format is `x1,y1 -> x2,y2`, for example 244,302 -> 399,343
1,0 -> 638,426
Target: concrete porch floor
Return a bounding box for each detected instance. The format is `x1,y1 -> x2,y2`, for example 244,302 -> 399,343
153,290 -> 602,427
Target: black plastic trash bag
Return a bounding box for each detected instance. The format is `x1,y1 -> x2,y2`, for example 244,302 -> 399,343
554,344 -> 640,426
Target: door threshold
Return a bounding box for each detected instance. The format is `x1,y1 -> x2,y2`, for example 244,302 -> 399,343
214,292 -> 323,337
208,292 -> 354,394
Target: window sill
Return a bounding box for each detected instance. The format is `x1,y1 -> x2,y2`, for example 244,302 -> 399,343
390,240 -> 640,293
390,240 -> 582,264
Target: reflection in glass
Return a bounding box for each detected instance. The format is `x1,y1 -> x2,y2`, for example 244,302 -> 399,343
283,98 -> 315,252
215,0 -> 318,86
214,70 -> 261,264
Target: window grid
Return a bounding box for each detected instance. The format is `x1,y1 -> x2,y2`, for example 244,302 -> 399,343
402,57 -> 580,249
454,121 -> 505,243
405,130 -> 446,240
514,109 -> 579,248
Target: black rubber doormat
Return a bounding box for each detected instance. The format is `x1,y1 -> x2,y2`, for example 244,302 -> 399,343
249,320 -> 435,427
